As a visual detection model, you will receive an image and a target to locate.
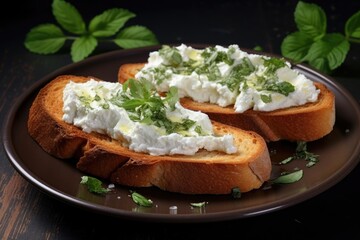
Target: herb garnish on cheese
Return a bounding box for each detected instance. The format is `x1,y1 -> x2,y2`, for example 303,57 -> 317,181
63,78 -> 237,156
136,44 -> 320,113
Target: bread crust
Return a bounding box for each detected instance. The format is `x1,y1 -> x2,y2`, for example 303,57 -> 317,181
27,75 -> 272,194
118,63 -> 335,142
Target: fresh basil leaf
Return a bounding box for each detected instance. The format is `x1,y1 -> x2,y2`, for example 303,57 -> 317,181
89,8 -> 136,37
272,169 -> 303,184
52,0 -> 86,35
115,25 -> 159,49
326,35 -> 351,70
280,31 -> 314,62
80,176 -> 110,194
294,1 -> 326,40
345,10 -> 360,38
305,33 -> 350,72
308,57 -> 331,74
130,191 -> 153,207
24,24 -> 66,54
71,36 -> 98,62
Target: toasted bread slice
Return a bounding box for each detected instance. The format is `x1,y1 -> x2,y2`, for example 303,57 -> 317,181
28,75 -> 271,195
118,63 -> 335,142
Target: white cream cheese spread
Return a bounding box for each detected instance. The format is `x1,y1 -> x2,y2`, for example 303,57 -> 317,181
62,79 -> 237,156
135,44 -> 320,113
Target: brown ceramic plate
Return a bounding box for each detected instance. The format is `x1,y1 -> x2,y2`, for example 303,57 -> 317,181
3,45 -> 360,223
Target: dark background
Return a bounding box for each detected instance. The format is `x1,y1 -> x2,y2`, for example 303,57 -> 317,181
1,0 -> 360,239
1,0 -> 360,78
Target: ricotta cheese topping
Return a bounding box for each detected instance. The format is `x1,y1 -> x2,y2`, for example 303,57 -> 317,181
62,79 -> 237,156
135,44 -> 320,113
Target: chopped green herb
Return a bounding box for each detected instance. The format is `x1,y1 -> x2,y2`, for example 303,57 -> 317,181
296,141 -> 319,167
80,176 -> 110,194
159,45 -> 183,67
163,86 -> 179,110
94,94 -> 101,101
231,187 -> 242,199
194,125 -> 205,135
263,57 -> 287,74
190,201 -> 207,208
279,141 -> 319,167
195,61 -> 222,81
272,169 -> 303,184
260,94 -> 272,103
130,191 -> 153,207
101,103 -> 110,109
146,66 -> 173,85
262,81 -> 295,96
149,45 -> 297,101
220,57 -> 254,91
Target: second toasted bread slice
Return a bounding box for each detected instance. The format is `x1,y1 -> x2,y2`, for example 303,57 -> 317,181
118,61 -> 335,142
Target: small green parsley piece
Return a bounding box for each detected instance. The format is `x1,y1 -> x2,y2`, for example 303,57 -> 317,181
262,81 -> 295,97
279,156 -> 294,165
272,169 -> 303,184
263,57 -> 287,74
279,141 -> 319,167
295,141 -> 319,167
220,57 -> 254,91
80,176 -> 110,194
260,94 -> 272,103
231,187 -> 242,199
190,201 -> 207,208
79,95 -> 94,109
130,191 -> 153,207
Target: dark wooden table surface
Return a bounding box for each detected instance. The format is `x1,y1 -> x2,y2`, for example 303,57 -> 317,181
1,0 -> 360,239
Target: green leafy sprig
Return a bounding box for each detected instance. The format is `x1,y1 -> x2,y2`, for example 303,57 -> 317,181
24,0 -> 159,62
112,78 -> 199,135
281,1 -> 360,74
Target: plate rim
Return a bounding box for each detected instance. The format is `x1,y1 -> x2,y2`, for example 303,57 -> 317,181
3,45 -> 360,223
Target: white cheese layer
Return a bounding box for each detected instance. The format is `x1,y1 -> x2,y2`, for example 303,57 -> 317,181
62,79 -> 237,156
136,44 -> 320,113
